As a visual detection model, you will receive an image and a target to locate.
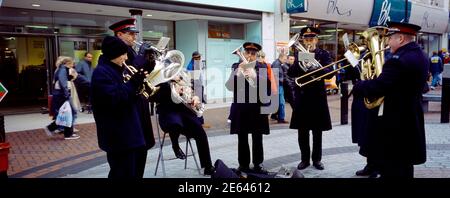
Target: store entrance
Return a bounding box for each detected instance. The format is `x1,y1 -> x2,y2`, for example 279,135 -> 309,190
0,35 -> 54,115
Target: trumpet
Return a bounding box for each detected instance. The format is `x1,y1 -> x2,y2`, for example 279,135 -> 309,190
287,33 -> 322,72
123,62 -> 153,98
231,46 -> 257,87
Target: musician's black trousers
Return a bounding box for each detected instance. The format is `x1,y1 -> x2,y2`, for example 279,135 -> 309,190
237,133 -> 264,168
380,161 -> 414,178
106,146 -> 147,178
298,129 -> 322,163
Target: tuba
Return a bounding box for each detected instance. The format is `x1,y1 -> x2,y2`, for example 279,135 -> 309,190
360,27 -> 388,109
170,69 -> 205,117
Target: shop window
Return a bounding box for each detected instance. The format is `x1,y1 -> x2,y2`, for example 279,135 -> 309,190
208,22 -> 244,39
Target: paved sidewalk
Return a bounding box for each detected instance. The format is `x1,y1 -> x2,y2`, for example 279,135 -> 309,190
61,123 -> 450,178
4,89 -> 449,178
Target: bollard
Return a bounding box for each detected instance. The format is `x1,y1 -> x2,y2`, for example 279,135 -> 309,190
340,81 -> 349,125
441,64 -> 450,123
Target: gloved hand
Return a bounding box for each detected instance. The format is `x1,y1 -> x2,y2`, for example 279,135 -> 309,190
129,69 -> 146,88
138,42 -> 152,57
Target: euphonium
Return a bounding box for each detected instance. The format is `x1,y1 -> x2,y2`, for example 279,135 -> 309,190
360,27 -> 388,109
123,50 -> 185,98
170,70 -> 205,117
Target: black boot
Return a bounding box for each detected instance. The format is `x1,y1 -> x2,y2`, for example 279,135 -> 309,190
172,147 -> 186,159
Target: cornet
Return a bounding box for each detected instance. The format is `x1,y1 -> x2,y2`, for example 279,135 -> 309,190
231,46 -> 257,87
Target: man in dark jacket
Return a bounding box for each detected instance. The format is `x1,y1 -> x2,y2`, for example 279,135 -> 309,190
288,27 -> 333,171
91,36 -> 152,178
226,42 -> 271,174
353,22 -> 428,178
109,18 -> 155,154
154,82 -> 215,175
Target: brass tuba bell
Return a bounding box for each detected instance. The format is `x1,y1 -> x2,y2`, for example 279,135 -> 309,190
360,27 -> 389,109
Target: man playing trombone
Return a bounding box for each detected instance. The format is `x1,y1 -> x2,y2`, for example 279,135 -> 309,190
287,27 -> 333,170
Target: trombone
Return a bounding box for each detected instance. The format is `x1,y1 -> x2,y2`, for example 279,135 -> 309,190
293,43 -> 390,88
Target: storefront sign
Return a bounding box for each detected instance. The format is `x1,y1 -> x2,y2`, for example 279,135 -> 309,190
369,0 -> 412,27
291,0 -> 372,25
0,83 -> 8,102
286,0 -> 308,13
408,1 -> 449,33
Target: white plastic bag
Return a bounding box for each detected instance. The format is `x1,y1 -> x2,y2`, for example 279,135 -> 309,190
55,101 -> 73,127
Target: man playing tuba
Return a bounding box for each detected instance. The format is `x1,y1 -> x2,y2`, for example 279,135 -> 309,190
352,22 -> 428,178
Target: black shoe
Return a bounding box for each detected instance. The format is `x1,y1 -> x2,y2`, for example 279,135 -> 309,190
270,115 -> 278,121
204,166 -> 215,175
297,161 -> 310,170
252,164 -> 268,174
173,147 -> 186,159
368,171 -> 380,178
313,161 -> 324,170
355,165 -> 372,176
237,166 -> 250,173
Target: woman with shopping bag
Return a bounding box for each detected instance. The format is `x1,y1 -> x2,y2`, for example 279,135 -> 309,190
44,56 -> 80,140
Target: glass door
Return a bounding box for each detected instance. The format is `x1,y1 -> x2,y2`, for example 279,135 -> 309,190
59,37 -> 89,64
0,35 -> 52,114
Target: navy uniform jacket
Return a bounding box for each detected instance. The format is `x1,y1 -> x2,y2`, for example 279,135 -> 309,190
153,82 -> 203,134
91,56 -> 153,152
353,42 -> 428,165
225,62 -> 271,135
127,44 -> 155,150
287,48 -> 333,131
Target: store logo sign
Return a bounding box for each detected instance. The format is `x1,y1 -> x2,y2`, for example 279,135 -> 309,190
369,0 -> 411,27
286,0 -> 308,13
0,82 -> 8,102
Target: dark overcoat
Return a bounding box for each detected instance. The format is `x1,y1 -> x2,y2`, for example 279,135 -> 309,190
225,62 -> 271,135
353,42 -> 428,165
287,48 -> 333,131
91,56 -> 154,152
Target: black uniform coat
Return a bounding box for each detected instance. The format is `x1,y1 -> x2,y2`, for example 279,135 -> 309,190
287,48 -> 333,131
126,45 -> 155,150
225,62 -> 271,135
91,56 -> 153,152
353,42 -> 428,165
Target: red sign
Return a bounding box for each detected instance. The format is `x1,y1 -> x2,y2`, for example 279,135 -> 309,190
0,82 -> 8,102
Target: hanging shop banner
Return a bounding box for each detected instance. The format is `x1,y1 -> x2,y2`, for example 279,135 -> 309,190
369,0 -> 412,27
290,0 -> 373,25
408,1 -> 449,34
286,0 -> 308,13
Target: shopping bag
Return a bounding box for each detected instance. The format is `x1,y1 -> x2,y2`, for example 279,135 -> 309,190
55,101 -> 73,127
